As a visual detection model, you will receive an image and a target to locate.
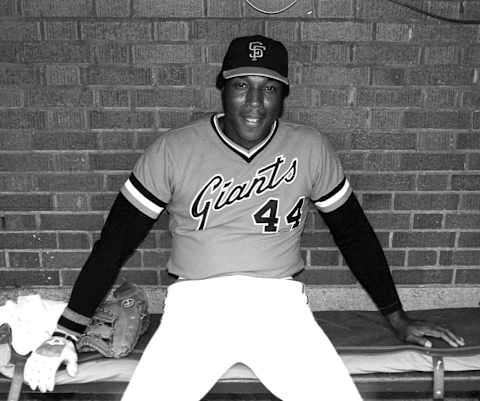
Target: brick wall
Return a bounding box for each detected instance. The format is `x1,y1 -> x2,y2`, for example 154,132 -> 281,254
1,0 -> 479,311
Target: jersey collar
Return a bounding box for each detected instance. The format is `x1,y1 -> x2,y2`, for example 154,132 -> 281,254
211,113 -> 278,163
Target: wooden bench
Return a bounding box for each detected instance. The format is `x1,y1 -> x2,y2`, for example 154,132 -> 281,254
1,308 -> 480,400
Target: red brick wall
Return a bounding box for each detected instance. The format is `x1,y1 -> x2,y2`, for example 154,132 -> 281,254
1,0 -> 479,307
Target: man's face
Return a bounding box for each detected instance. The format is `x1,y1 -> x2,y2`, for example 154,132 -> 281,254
221,75 -> 284,150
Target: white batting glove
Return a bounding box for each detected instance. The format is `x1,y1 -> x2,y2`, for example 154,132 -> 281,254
24,336 -> 78,393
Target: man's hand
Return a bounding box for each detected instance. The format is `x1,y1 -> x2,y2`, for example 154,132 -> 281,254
24,336 -> 78,393
386,309 -> 465,348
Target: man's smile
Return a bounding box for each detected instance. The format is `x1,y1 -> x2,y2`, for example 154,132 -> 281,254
243,116 -> 262,126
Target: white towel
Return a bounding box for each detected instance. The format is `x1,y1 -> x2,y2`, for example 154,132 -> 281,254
0,295 -> 66,356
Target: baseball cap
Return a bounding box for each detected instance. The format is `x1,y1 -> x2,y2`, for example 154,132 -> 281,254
220,35 -> 289,86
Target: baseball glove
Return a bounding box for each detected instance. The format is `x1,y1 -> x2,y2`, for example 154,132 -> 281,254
76,282 -> 150,358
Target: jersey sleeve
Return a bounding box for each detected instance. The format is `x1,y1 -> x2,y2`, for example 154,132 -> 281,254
310,135 -> 352,213
120,135 -> 172,218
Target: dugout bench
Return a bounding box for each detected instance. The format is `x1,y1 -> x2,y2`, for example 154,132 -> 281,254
1,308 -> 480,400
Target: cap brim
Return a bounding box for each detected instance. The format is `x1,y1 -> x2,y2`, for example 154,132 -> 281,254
223,67 -> 289,86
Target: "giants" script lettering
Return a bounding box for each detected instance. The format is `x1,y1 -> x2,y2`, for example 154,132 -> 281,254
190,155 -> 298,230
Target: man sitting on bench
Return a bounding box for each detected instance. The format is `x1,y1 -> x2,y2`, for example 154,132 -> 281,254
23,34 -> 465,401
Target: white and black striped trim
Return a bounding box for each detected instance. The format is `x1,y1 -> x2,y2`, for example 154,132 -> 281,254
313,177 -> 352,213
212,113 -> 277,163
61,306 -> 91,327
58,307 -> 92,336
53,330 -> 78,344
121,173 -> 167,219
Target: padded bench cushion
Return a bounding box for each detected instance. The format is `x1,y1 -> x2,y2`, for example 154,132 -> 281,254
1,308 -> 480,396
58,308 -> 480,383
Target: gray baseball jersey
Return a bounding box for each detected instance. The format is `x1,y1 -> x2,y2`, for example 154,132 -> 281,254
121,114 -> 352,279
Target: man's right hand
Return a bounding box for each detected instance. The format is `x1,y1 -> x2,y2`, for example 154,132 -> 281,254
24,336 -> 78,393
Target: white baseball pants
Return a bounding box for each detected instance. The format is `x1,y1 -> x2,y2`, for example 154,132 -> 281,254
121,275 -> 362,401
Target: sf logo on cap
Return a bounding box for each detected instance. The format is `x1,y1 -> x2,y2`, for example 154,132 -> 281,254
249,41 -> 266,61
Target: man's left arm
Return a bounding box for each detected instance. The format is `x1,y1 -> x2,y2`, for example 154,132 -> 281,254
318,191 -> 465,348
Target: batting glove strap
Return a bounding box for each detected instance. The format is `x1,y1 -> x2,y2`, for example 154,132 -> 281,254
52,330 -> 78,345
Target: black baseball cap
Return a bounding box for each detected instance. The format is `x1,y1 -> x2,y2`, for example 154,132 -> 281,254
220,35 -> 289,86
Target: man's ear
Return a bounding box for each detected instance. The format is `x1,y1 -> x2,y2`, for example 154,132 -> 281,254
215,73 -> 225,90
278,99 -> 285,118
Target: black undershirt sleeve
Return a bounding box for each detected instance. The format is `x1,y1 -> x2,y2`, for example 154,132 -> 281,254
319,192 -> 402,315
58,192 -> 158,333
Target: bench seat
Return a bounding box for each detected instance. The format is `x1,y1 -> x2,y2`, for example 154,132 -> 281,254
1,308 -> 480,400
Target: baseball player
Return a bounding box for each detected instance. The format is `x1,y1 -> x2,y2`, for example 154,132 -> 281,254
24,35 -> 464,400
